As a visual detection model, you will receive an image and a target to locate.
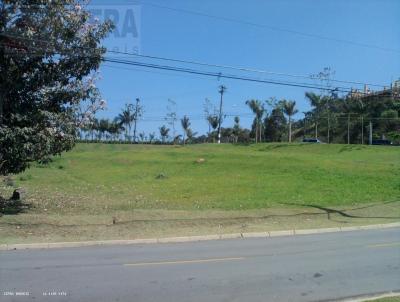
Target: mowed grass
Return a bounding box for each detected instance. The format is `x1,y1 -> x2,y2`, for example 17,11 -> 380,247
1,143 -> 400,244
11,143 -> 400,212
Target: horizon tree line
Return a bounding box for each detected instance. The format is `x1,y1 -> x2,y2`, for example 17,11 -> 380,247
79,84 -> 400,145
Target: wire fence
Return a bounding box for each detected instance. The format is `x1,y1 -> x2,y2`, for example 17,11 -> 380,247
77,114 -> 400,145
297,115 -> 400,145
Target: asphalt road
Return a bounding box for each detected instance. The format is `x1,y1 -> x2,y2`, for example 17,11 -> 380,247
1,228 -> 399,302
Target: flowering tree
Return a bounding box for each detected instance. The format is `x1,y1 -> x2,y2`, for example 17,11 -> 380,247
0,0 -> 113,175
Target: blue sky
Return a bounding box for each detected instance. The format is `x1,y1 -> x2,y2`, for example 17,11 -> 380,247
92,0 -> 400,136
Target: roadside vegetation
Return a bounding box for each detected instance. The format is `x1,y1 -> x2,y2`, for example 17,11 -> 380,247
366,296 -> 400,302
1,143 -> 399,244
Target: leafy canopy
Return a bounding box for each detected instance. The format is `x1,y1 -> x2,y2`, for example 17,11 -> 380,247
0,0 -> 113,175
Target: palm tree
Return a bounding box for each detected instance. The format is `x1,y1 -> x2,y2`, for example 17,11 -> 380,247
186,128 -> 197,144
91,118 -> 99,141
110,117 -> 124,141
233,116 -> 240,143
305,92 -> 329,139
117,104 -> 135,142
148,132 -> 156,144
159,125 -> 170,143
246,99 -> 264,143
138,132 -> 146,143
98,118 -> 111,141
181,115 -> 191,145
282,100 -> 298,142
207,115 -> 219,143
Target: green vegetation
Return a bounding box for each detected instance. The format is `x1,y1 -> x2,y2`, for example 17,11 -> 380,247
1,143 -> 399,244
0,2 -> 112,175
366,296 -> 400,302
12,143 -> 400,210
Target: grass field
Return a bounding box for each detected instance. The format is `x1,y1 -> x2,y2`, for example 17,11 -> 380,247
366,296 -> 400,302
1,143 -> 399,243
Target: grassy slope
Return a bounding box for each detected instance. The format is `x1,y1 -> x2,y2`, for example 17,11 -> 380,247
13,143 -> 400,210
1,143 -> 399,244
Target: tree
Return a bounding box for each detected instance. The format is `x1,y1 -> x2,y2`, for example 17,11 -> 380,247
232,116 -> 241,143
97,119 -> 109,141
148,132 -> 156,144
281,100 -> 298,142
117,104 -> 135,142
108,119 -> 122,141
181,115 -> 191,145
165,99 -> 177,141
138,132 -> 146,143
204,98 -> 217,142
0,1 -> 113,175
91,118 -> 100,141
264,107 -> 287,142
159,125 -> 170,143
246,99 -> 264,143
305,92 -> 328,139
207,115 -> 219,143
132,98 -> 144,143
186,128 -> 197,144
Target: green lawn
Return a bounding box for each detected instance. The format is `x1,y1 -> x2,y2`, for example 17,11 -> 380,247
11,143 -> 400,210
366,296 -> 400,302
1,143 -> 399,244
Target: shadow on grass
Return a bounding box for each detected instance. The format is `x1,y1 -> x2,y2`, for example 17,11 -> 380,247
280,200 -> 400,221
1,201 -> 399,228
338,145 -> 367,153
259,143 -> 309,151
0,197 -> 30,216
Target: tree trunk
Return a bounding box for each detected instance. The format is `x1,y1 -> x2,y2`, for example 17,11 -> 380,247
327,115 -> 330,144
255,120 -> 258,144
133,120 -> 137,143
347,113 -> 350,144
288,116 -> 292,143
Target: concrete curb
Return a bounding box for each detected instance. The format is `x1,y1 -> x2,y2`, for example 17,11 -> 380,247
1,222 -> 399,251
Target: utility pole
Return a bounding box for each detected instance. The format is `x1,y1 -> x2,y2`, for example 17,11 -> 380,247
133,98 -> 142,143
217,85 -> 226,144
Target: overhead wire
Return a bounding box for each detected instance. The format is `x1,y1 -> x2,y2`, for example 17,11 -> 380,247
0,33 -> 388,90
141,1 -> 400,54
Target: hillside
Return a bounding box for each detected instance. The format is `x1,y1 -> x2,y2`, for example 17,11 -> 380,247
1,143 -> 399,244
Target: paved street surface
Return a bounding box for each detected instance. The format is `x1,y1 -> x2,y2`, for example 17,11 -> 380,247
1,228 -> 399,302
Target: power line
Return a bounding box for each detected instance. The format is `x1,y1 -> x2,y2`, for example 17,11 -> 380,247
6,2 -> 400,54
107,51 -> 386,89
7,37 -> 353,93
103,57 -> 359,94
2,34 -> 399,102
0,33 -> 388,89
141,1 -> 400,54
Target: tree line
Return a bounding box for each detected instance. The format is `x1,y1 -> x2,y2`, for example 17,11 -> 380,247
79,87 -> 400,145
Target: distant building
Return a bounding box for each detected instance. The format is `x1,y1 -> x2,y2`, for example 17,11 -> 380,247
347,80 -> 400,101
